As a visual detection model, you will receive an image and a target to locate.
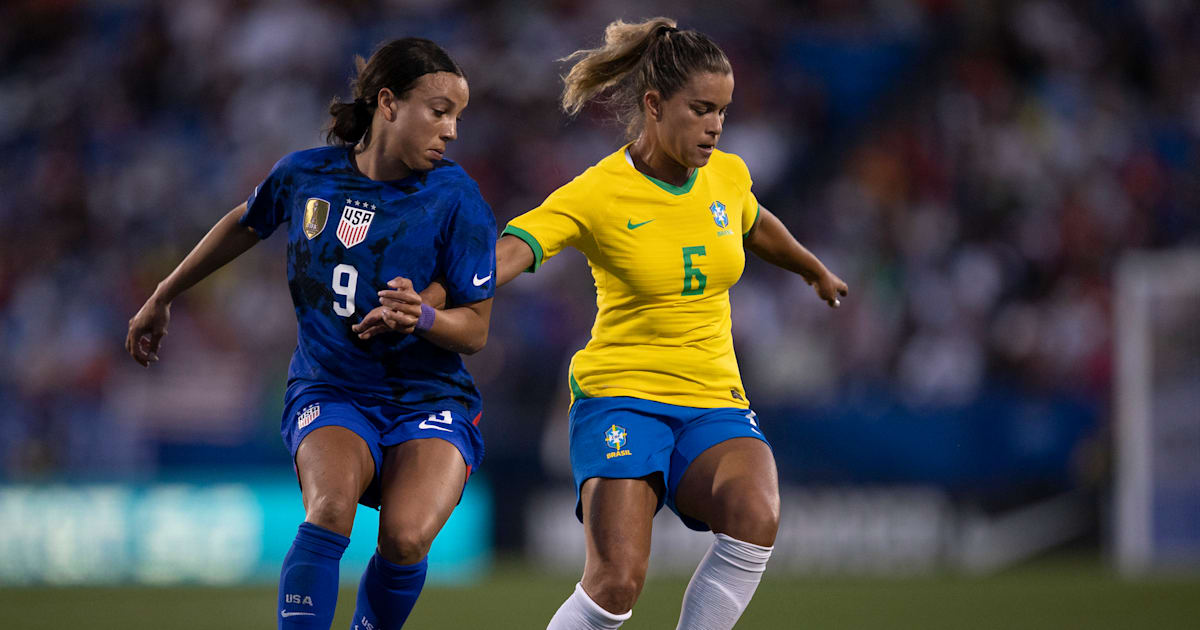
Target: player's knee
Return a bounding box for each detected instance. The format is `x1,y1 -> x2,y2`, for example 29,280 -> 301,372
376,525 -> 434,565
587,570 -> 645,613
304,491 -> 358,535
714,488 -> 779,546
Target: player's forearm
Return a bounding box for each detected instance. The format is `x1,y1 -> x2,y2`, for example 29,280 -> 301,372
745,207 -> 828,283
419,281 -> 448,309
152,203 -> 261,304
420,235 -> 529,309
419,300 -> 492,354
496,234 -> 535,287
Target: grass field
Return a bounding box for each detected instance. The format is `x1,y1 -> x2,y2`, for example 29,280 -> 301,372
3,559 -> 1198,629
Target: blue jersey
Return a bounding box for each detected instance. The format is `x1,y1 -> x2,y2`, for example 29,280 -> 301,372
240,146 -> 496,418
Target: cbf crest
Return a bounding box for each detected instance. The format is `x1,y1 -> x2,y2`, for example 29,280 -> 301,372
303,198 -> 330,240
709,201 -> 729,228
605,424 -> 626,449
337,199 -> 376,248
605,424 -> 631,459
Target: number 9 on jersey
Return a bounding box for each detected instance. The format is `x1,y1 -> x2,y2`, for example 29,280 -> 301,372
332,263 -> 357,317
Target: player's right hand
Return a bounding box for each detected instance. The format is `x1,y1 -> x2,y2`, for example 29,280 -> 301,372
126,296 -> 171,367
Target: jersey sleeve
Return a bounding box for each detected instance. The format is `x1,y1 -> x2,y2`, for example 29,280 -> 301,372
501,174 -> 595,272
239,154 -> 294,239
737,159 -> 761,237
439,185 -> 498,305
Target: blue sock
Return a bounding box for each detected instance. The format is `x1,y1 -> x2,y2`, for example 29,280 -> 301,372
277,522 -> 350,629
351,552 -> 428,629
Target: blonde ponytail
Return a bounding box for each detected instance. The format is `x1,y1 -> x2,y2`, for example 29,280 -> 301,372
560,17 -> 677,116
559,17 -> 731,139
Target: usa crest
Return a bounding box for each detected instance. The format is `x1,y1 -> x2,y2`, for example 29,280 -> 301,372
303,198 -> 329,240
709,201 -> 729,228
297,403 -> 320,430
337,200 -> 376,248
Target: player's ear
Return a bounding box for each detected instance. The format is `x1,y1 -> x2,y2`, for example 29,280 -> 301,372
377,87 -> 398,122
643,90 -> 663,122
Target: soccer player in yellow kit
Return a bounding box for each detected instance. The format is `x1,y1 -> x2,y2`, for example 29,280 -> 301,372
362,17 -> 848,630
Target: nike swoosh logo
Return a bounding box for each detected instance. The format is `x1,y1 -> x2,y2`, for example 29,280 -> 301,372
627,219 -> 655,229
418,420 -> 453,432
472,273 -> 492,286
281,610 -> 315,618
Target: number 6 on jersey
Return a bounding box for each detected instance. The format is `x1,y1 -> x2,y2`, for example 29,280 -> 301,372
682,246 -> 707,296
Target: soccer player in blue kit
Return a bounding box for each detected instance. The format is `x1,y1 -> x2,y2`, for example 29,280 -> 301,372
126,39 -> 495,629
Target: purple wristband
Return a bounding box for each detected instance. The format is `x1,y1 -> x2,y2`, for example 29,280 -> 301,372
415,303 -> 436,333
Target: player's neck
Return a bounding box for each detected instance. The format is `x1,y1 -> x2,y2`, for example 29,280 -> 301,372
353,137 -> 413,181
629,136 -> 693,187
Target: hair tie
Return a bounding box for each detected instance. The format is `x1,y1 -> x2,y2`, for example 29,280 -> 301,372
657,25 -> 678,37
353,97 -> 372,111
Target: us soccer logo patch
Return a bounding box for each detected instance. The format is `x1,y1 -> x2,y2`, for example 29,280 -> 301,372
709,201 -> 729,228
303,198 -> 329,240
337,200 -> 376,248
297,403 -> 320,430
605,424 -> 631,459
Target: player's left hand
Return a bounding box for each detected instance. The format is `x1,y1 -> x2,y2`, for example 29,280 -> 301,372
812,269 -> 849,308
352,306 -> 392,339
353,276 -> 423,338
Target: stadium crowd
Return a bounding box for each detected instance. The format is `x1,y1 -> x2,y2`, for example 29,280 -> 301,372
1,0 -> 1196,501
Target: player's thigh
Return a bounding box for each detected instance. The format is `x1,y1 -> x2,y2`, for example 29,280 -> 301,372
295,425 -> 376,534
673,437 -> 780,545
376,437 -> 468,558
580,474 -> 663,575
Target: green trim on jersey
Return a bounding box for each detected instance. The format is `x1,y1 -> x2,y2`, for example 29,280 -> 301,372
569,370 -> 589,402
743,204 -> 762,238
641,167 -> 699,196
502,224 -> 544,272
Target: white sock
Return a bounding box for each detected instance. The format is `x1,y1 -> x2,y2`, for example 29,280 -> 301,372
676,533 -> 773,630
546,582 -> 632,630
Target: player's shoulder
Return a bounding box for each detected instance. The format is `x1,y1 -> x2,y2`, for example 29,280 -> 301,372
271,145 -> 350,175
556,147 -> 630,193
593,146 -> 637,182
425,160 -> 494,221
420,159 -> 471,189
706,149 -> 752,187
425,159 -> 486,202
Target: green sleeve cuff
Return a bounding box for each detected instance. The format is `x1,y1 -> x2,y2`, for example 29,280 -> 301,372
743,204 -> 762,238
501,224 -> 545,272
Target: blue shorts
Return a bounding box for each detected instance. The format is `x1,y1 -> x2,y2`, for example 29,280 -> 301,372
281,381 -> 485,509
569,396 -> 770,531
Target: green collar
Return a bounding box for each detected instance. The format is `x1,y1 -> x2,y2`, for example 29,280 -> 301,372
626,149 -> 699,195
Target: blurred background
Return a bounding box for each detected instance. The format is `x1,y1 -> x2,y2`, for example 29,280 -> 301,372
2,0 -> 1198,627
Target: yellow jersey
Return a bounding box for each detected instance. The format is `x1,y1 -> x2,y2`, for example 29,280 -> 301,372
503,146 -> 760,408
